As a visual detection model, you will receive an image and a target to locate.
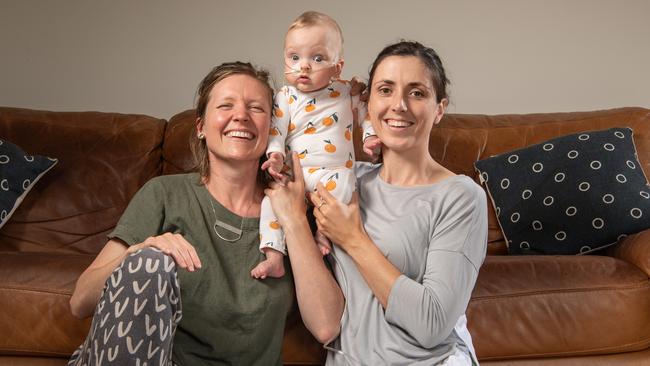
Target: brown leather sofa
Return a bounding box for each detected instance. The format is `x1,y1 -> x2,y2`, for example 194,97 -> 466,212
1,106 -> 649,365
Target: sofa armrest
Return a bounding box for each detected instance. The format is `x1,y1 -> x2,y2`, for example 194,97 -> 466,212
609,228 -> 650,277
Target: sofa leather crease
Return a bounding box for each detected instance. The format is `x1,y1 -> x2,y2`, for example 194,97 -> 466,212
1,106 -> 649,365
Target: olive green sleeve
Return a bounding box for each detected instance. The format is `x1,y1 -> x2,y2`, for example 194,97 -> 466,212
108,177 -> 166,246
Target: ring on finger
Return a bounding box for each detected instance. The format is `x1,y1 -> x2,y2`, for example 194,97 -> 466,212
317,201 -> 326,209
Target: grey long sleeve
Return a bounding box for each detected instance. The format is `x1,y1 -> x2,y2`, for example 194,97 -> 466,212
327,164 -> 487,365
385,182 -> 487,347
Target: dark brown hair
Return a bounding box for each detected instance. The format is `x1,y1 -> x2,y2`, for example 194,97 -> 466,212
368,41 -> 450,103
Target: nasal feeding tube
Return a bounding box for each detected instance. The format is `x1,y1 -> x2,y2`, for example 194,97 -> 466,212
284,57 -> 337,75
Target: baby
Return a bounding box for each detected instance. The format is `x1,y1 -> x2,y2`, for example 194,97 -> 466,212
251,11 -> 379,279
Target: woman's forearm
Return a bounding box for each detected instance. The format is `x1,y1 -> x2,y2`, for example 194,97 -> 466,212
69,240 -> 129,319
345,233 -> 401,309
311,187 -> 402,309
283,215 -> 344,343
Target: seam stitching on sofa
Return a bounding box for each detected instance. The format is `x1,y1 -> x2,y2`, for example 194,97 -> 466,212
471,281 -> 650,301
0,287 -> 72,296
479,337 -> 650,361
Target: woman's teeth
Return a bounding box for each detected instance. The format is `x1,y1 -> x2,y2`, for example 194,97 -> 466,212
225,131 -> 254,139
385,119 -> 413,128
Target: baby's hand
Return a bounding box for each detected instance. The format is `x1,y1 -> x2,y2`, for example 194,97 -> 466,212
363,136 -> 382,161
349,76 -> 367,99
261,152 -> 286,183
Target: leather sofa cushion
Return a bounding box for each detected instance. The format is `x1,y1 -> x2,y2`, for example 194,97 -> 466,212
468,254 -> 650,360
0,107 -> 166,254
431,107 -> 650,249
0,252 -> 92,356
163,109 -> 196,175
0,357 -> 70,366
479,347 -> 650,365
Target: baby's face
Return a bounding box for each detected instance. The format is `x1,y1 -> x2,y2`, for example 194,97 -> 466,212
284,25 -> 342,93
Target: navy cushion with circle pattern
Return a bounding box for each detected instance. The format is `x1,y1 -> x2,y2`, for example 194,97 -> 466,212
0,139 -> 58,229
474,127 -> 650,255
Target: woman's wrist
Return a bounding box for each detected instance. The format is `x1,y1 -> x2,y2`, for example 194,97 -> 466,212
341,229 -> 372,255
279,212 -> 309,234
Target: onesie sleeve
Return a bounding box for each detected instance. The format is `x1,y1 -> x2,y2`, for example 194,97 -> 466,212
351,94 -> 376,142
266,86 -> 291,157
108,177 -> 167,246
384,180 -> 488,348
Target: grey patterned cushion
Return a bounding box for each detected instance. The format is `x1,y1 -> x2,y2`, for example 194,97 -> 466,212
0,139 -> 58,229
475,127 -> 650,255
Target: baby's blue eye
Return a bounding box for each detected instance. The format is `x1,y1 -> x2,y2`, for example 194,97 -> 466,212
291,55 -> 300,62
313,55 -> 324,63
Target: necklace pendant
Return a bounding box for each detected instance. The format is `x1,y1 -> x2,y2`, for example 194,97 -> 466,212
214,219 -> 242,236
209,196 -> 247,243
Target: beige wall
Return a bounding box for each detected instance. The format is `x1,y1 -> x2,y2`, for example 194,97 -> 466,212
1,0 -> 649,119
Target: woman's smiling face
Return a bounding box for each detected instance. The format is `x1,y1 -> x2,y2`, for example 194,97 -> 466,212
367,55 -> 446,155
198,74 -> 272,164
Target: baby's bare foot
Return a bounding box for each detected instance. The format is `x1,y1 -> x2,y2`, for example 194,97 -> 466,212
315,231 -> 332,256
251,250 -> 285,279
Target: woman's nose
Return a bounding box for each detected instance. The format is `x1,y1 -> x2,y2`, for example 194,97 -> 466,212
390,94 -> 408,112
232,104 -> 249,121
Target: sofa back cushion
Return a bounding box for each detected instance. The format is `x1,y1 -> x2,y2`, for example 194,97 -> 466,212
432,107 -> 650,250
163,109 -> 197,174
0,107 -> 166,254
164,108 -> 650,253
163,109 -> 382,175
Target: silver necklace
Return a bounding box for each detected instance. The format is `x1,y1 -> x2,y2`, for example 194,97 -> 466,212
209,198 -> 249,242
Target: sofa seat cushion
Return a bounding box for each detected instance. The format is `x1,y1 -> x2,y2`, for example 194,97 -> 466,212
468,255 -> 650,361
0,252 -> 93,356
0,356 -> 69,366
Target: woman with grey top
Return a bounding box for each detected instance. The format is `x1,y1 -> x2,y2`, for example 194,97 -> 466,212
266,41 -> 488,365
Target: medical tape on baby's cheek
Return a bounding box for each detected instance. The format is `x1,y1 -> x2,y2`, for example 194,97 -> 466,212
283,60 -> 337,75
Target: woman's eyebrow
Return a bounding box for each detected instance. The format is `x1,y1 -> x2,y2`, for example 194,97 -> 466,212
372,79 -> 395,86
372,80 -> 430,88
407,81 -> 433,90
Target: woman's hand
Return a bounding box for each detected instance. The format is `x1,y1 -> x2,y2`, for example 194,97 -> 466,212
312,185 -> 401,309
127,232 -> 202,272
310,185 -> 366,251
265,152 -> 308,225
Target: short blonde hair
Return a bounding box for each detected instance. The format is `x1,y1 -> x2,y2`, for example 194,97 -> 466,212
288,11 -> 344,58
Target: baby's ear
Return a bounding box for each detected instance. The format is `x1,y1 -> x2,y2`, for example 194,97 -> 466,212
335,59 -> 345,77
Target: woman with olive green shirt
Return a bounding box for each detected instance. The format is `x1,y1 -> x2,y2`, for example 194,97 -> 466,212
68,62 -> 293,366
